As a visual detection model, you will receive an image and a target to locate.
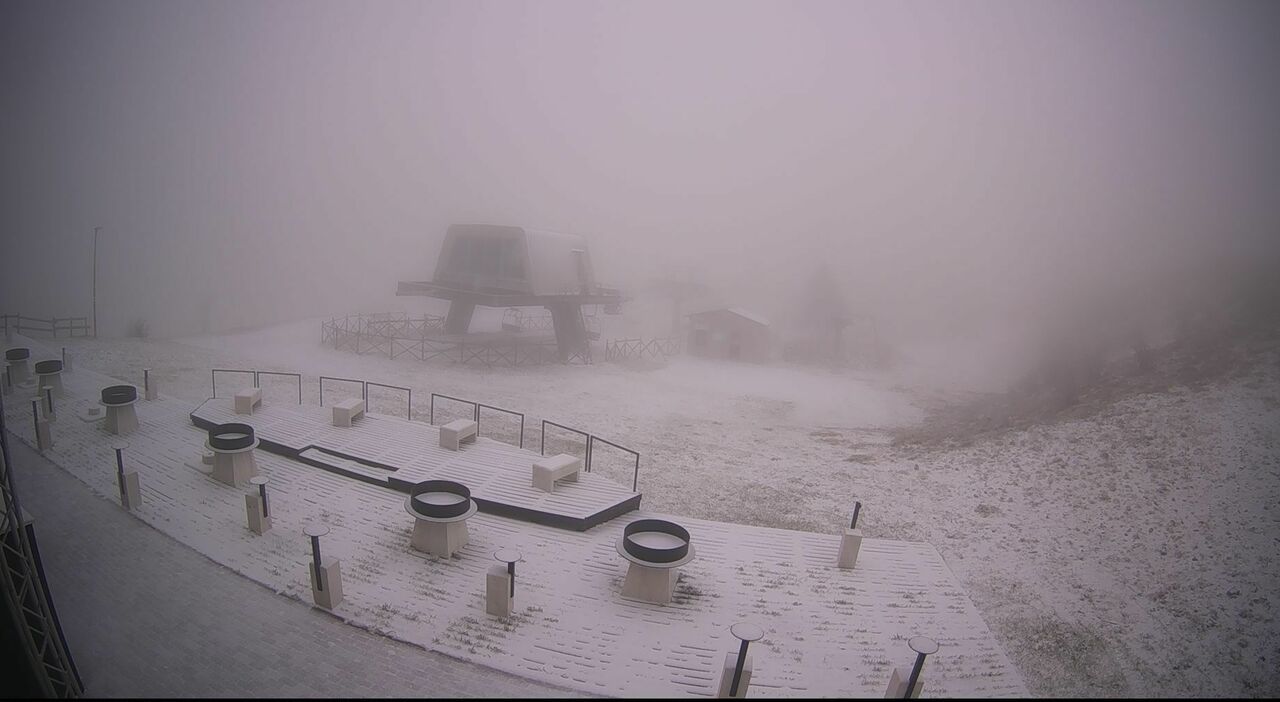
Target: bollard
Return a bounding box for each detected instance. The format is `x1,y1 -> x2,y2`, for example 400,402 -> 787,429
717,622 -> 764,698
114,442 -> 141,510
62,346 -> 72,372
884,636 -> 938,699
837,500 -> 864,569
245,476 -> 271,534
487,548 -> 521,617
305,524 -> 343,609
144,368 -> 157,401
32,399 -> 51,452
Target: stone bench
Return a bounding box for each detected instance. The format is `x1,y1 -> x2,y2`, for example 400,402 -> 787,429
439,419 -> 477,451
532,453 -> 581,492
332,397 -> 366,427
234,387 -> 262,415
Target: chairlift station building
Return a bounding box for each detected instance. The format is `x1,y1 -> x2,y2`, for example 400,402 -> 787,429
397,224 -> 623,361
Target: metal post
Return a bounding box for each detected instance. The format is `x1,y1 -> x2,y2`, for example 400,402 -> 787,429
31,399 -> 40,431
310,534 -> 324,591
44,387 -> 54,420
729,638 -> 750,696
902,636 -> 939,699
850,501 -> 862,530
494,549 -> 521,599
114,446 -> 125,479
728,622 -> 764,698
143,368 -> 150,395
92,226 -> 101,337
259,481 -> 269,518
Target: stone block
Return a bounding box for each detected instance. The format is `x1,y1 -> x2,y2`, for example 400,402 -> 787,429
884,666 -> 923,698
410,518 -> 469,558
246,493 -> 271,535
119,471 -> 141,510
837,528 -> 863,569
486,565 -> 513,617
211,449 -> 258,487
717,651 -> 754,698
309,557 -> 343,609
622,562 -> 678,604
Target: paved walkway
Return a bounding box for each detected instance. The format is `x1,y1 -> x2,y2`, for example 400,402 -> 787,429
6,435 -> 585,698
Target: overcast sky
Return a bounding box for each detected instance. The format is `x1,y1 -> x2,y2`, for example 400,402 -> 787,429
2,0 -> 1277,343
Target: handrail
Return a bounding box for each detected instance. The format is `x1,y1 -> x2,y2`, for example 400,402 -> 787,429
588,435 -> 642,492
319,375 -> 366,407
540,419 -> 590,461
429,393 -> 478,425
210,368 -> 255,398
255,370 -> 303,404
476,403 -> 526,448
366,381 -> 412,420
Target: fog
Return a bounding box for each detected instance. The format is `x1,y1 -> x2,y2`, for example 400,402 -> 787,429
3,0 -> 1278,387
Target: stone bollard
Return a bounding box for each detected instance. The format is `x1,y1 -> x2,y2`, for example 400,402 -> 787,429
306,525 -> 343,609
32,399 -> 52,452
245,477 -> 271,535
34,360 -> 63,398
101,385 -> 141,435
144,368 -> 158,401
207,423 -> 259,487
486,549 -> 521,617
884,636 -> 938,699
115,443 -> 142,510
717,623 -> 764,698
6,348 -> 31,385
837,501 -> 864,569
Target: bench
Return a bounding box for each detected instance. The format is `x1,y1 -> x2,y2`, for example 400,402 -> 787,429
439,419 -> 477,451
332,397 -> 366,427
234,387 -> 262,415
532,453 -> 581,492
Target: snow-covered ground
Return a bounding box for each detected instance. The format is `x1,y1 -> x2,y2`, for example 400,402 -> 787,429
44,319 -> 1280,696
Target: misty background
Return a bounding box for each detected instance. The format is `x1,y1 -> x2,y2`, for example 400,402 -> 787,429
2,0 -> 1278,388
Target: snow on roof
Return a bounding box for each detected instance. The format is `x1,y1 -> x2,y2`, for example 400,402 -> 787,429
689,306 -> 771,327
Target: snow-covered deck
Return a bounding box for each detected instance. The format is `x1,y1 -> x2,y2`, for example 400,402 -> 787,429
3,336 -> 1027,697
189,397 -> 640,530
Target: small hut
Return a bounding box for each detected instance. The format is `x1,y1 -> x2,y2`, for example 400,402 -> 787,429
686,308 -> 771,363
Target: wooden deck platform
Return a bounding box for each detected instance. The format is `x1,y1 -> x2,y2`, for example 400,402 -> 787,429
4,335 -> 1028,697
189,397 -> 641,531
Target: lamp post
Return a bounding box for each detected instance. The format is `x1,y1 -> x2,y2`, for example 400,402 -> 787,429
92,226 -> 102,337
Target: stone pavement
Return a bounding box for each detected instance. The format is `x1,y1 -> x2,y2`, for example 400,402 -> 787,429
6,436 -> 586,698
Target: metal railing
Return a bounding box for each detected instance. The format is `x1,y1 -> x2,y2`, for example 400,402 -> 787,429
542,420 -> 642,491
541,419 -> 590,461
210,369 -> 256,398
588,435 -> 642,492
319,376 -> 367,406
200,366 -> 640,491
254,371 -> 302,404
1,314 -> 90,338
1,388 -> 84,697
366,382 -> 412,420
429,393 -> 477,425
477,403 -> 526,448
210,369 -> 301,404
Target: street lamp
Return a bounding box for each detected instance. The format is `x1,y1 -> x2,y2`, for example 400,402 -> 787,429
92,226 -> 102,337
